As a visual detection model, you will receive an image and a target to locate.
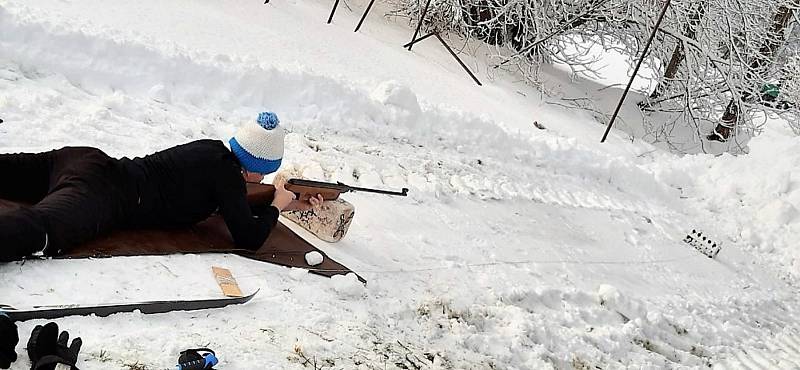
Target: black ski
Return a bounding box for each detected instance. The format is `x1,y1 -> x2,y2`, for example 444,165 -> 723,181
0,290 -> 258,321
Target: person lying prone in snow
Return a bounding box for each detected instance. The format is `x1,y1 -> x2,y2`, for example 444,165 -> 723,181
0,112 -> 323,262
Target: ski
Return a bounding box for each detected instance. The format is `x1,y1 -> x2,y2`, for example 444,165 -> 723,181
0,290 -> 258,321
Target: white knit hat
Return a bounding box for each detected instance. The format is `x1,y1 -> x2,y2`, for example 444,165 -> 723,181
229,112 -> 285,174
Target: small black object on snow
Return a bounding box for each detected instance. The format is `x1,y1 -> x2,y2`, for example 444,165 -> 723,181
682,229 -> 722,259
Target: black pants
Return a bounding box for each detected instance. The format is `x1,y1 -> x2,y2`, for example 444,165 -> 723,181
0,148 -> 127,262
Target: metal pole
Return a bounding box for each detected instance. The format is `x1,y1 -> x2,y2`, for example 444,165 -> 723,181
407,0 -> 433,50
327,0 -> 340,24
601,0 -> 671,143
354,0 -> 377,32
435,33 -> 482,86
402,31 -> 436,48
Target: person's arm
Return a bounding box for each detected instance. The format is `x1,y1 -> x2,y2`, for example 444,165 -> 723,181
215,167 -> 280,249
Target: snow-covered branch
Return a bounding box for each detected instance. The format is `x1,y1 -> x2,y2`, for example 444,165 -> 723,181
386,0 -> 800,148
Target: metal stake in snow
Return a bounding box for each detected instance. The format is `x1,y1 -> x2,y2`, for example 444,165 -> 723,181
407,0 -> 433,51
403,0 -> 482,86
600,0 -> 671,143
327,0 -> 340,24
354,0 -> 377,32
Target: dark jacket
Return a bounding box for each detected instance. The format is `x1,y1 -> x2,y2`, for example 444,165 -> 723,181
121,139 -> 279,248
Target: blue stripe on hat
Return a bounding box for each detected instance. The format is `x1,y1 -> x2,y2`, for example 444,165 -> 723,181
229,137 -> 282,174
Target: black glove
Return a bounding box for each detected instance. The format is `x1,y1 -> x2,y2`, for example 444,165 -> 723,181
0,313 -> 19,369
27,322 -> 82,370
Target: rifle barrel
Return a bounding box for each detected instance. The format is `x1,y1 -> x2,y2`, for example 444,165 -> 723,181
346,185 -> 409,196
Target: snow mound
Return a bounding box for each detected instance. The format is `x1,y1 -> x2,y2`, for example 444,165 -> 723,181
331,273 -> 365,299
370,80 -> 421,115
660,121 -> 800,279
597,284 -> 647,322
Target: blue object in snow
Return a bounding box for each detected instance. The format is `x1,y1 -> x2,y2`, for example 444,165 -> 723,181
176,352 -> 219,370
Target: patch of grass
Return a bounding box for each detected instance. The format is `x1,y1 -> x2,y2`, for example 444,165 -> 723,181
669,322 -> 688,336
633,337 -> 656,353
291,343 -> 335,369
122,362 -> 148,370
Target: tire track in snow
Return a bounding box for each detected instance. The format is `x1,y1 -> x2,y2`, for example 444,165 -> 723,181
714,319 -> 800,369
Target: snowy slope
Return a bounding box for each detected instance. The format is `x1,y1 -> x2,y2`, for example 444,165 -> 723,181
1,0 -> 799,369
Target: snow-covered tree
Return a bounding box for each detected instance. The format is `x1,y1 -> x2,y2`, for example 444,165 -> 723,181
387,0 -> 800,151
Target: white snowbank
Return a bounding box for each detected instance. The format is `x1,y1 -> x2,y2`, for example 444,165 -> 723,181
656,119 -> 800,278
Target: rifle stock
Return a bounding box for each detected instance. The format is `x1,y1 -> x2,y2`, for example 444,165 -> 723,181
245,182 -> 276,206
287,183 -> 343,201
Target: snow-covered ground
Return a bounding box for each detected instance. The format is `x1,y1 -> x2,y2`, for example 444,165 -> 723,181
1,0 -> 799,369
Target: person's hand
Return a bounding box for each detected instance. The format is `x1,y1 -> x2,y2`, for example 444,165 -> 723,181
271,181 -> 296,211
0,313 -> 18,369
284,194 -> 324,212
27,322 -> 82,370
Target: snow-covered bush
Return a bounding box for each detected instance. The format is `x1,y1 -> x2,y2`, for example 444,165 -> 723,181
386,0 -> 800,149
642,1 -> 799,146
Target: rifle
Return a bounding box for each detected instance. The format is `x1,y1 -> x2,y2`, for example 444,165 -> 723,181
246,179 -> 408,205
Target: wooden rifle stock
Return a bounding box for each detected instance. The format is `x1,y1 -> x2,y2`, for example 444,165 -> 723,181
245,179 -> 408,205
244,182 -> 342,205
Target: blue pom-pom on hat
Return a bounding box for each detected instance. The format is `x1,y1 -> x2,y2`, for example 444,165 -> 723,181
229,111 -> 286,174
257,112 -> 280,129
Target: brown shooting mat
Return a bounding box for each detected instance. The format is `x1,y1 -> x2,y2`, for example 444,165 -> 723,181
0,184 -> 365,283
